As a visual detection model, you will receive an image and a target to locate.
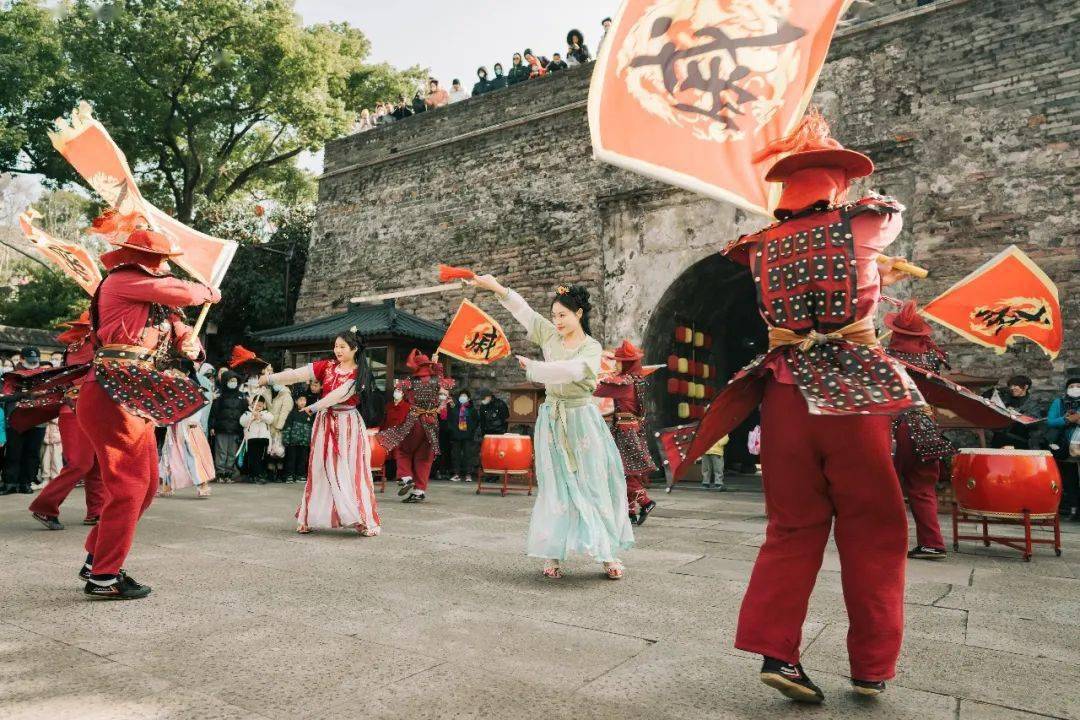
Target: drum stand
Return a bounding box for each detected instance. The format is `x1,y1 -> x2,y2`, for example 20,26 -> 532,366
476,468 -> 534,497
951,503 -> 1062,561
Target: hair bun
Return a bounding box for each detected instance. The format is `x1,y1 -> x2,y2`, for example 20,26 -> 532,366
568,285 -> 591,309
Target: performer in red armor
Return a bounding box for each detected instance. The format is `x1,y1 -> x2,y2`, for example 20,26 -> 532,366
378,350 -> 453,503
28,311 -> 105,530
884,300 -> 953,560
595,340 -> 659,526
78,227 -> 219,600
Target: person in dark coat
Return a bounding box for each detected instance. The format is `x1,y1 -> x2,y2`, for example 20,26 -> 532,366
507,53 -> 530,85
489,63 -> 509,90
448,389 -> 481,482
411,90 -> 427,114
984,374 -> 1041,448
472,66 -> 492,96
209,371 -> 246,482
391,95 -> 414,120
1,347 -> 47,495
566,29 -> 591,65
547,53 -> 569,72
477,388 -> 509,436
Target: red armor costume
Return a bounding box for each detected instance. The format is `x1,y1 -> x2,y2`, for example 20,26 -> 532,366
79,228 -> 218,596
28,311 -> 106,526
377,350 -> 453,501
595,340 -> 659,524
885,301 -> 953,556
678,115 -> 1019,698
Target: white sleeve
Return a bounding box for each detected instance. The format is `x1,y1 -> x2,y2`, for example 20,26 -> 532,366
239,412 -> 252,428
524,358 -> 590,384
307,380 -> 356,413
499,290 -> 539,332
268,365 -> 315,386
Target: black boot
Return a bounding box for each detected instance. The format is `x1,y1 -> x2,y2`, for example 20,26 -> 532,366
759,656 -> 825,704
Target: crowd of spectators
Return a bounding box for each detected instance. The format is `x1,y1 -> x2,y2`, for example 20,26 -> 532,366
352,16 -> 612,133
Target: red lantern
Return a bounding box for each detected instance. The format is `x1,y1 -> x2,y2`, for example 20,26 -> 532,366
678,379 -> 689,396
667,378 -> 679,394
667,354 -> 679,372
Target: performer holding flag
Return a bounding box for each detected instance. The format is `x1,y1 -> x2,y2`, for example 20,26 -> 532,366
79,227 -> 219,600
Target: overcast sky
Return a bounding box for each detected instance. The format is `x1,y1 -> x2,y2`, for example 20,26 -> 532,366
294,1 -> 619,89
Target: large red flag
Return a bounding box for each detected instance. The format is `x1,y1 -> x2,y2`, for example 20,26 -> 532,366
589,0 -> 854,217
48,102 -> 237,287
437,300 -> 512,365
921,245 -> 1063,359
17,207 -> 101,295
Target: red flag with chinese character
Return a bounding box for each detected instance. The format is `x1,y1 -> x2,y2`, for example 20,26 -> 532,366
589,0 -> 854,217
17,208 -> 101,295
438,300 -> 512,365
921,245 -> 1063,359
48,102 -> 237,287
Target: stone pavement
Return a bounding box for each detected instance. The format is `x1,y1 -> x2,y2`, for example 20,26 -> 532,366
0,481 -> 1077,720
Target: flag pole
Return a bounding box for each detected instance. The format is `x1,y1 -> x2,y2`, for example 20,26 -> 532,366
192,302 -> 212,337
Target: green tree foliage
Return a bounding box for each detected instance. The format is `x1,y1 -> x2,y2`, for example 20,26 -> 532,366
195,202 -> 312,364
0,263 -> 88,329
0,0 -> 424,219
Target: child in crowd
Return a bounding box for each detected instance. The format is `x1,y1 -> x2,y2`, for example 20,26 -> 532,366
701,435 -> 728,490
210,371 -> 246,482
282,394 -> 315,483
240,397 -> 274,484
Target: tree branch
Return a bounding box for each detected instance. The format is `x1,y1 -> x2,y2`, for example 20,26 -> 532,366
220,144 -> 304,199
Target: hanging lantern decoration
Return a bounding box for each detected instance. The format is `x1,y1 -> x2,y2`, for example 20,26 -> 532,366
703,333 -> 712,348
677,379 -> 689,396
667,377 -> 680,394
667,354 -> 679,372
701,364 -> 710,380
693,331 -> 705,347
677,357 -> 688,374
677,402 -> 690,419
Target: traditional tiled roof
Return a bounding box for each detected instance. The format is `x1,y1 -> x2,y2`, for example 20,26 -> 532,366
254,301 -> 445,346
0,324 -> 63,352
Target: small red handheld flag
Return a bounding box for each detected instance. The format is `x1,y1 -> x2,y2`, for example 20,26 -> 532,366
438,299 -> 511,365
921,245 -> 1062,359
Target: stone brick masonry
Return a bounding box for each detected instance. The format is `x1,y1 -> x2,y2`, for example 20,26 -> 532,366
300,0 -> 1078,397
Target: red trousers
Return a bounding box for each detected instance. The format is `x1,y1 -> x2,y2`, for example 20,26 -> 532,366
395,422 -> 435,491
626,474 -> 652,512
894,424 -> 945,550
735,381 -> 908,681
29,410 -> 105,519
78,381 -> 160,576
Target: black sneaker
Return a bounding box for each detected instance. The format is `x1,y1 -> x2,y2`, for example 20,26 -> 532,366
402,490 -> 425,503
851,679 -> 886,696
17,485 -> 33,494
84,571 -> 151,600
397,478 -> 415,497
635,500 -> 656,526
907,545 -> 947,561
78,559 -> 93,581
628,511 -> 639,525
759,657 -> 825,704
31,512 -> 64,531
83,516 -> 99,526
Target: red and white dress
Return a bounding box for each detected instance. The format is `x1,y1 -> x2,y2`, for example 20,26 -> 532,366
268,360 -> 380,534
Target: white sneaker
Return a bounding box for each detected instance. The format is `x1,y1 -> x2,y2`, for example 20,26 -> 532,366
464,476 -> 474,483
450,475 -> 461,482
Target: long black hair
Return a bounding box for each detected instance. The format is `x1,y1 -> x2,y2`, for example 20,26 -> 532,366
334,330 -> 378,421
551,285 -> 592,336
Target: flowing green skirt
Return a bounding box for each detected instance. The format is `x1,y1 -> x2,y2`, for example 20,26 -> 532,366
527,401 -> 635,563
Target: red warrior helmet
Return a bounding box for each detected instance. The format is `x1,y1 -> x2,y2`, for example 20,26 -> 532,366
57,310 -> 92,346
611,339 -> 645,373
406,348 -> 443,378
885,300 -> 941,355
754,109 -> 874,217
228,345 -> 269,374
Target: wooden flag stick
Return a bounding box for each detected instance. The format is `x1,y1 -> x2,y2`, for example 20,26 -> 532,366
350,282 -> 465,305
192,302 -> 212,337
877,255 -> 929,279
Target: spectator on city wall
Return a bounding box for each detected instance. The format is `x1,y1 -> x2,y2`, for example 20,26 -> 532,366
411,90 -> 427,114
524,50 -> 546,79
547,52 -> 569,72
566,29 -> 591,65
473,66 -> 492,96
448,78 -> 470,103
356,108 -> 375,132
507,53 -> 530,85
425,78 -> 450,109
391,95 -> 414,120
490,62 -> 508,90
599,17 -> 612,48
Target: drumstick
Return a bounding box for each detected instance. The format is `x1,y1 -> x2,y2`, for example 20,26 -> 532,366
877,255 -> 929,279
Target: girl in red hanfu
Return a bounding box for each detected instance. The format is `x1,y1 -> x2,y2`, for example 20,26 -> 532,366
80,228 -> 219,600
676,112 -> 1017,702
261,331 -> 380,536
884,301 -> 953,560
28,311 -> 105,530
378,350 -> 454,503
595,340 -> 659,526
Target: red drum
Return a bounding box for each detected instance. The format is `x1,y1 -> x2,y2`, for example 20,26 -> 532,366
367,429 -> 387,470
951,448 -> 1062,520
481,434 -> 534,474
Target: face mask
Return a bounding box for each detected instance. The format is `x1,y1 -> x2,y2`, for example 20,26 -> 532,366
1067,387 -> 1080,398
459,395 -> 468,404
227,381 -> 238,390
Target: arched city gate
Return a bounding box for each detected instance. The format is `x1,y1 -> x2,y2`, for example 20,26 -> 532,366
642,252 -> 767,475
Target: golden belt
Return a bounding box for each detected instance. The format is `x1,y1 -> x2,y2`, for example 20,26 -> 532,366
767,316 -> 878,352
